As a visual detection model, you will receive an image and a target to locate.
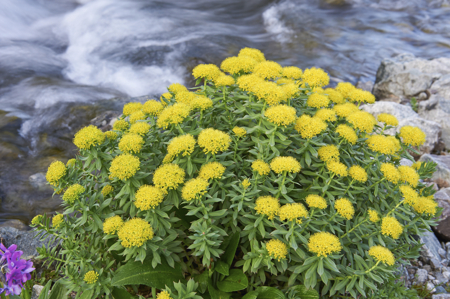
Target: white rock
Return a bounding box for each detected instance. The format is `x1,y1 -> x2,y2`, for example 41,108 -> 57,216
32,285 -> 44,299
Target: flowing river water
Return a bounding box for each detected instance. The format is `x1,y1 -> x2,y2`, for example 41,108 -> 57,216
0,0 -> 449,227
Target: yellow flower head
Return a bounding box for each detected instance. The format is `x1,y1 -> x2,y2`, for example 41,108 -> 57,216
305,194 -> 327,209
105,131 -> 118,140
153,163 -> 185,193
198,162 -> 226,181
118,134 -> 144,154
255,196 -> 280,220
252,160 -> 271,176
380,163 -> 401,184
192,64 -> 222,81
165,134 -> 196,163
238,48 -> 266,62
368,210 -> 380,222
413,196 -> 438,216
236,74 -> 265,91
123,102 -> 143,116
103,215 -> 123,235
270,156 -> 301,174
412,161 -> 424,170
294,115 -> 327,139
129,110 -> 146,124
157,103 -> 191,129
135,185 -> 164,210
102,185 -> 114,197
182,178 -> 209,201
160,93 -> 172,105
157,290 -> 173,299
318,145 -> 339,163
349,165 -> 367,183
168,83 -> 188,94
277,78 -> 295,85
190,95 -> 213,111
307,93 -> 330,108
221,56 -> 257,74
73,125 -> 105,150
31,215 -> 43,226
366,135 -> 398,155
400,185 -> 419,205
335,198 -> 354,220
346,111 -> 376,133
333,103 -> 359,118
242,179 -> 251,190
266,239 -> 288,261
265,105 -> 297,127
324,88 -> 345,104
84,271 -> 99,284
175,91 -> 196,105
232,126 -> 247,138
282,83 -> 299,99
118,218 -> 154,248
46,161 -> 67,186
198,128 -> 231,155
398,165 -> 419,187
399,126 -> 426,146
129,122 -> 150,136
66,159 -> 76,167
253,61 -> 282,79
282,66 -> 302,79
335,124 -> 357,144
109,154 -> 140,180
381,216 -> 403,239
368,246 -> 395,266
335,82 -> 356,98
52,214 -> 64,228
377,113 -> 399,126
315,108 -> 337,122
113,119 -> 129,131
302,67 -> 330,88
326,161 -> 348,177
348,89 -> 375,104
214,75 -> 235,87
308,232 -> 342,257
278,203 -> 308,224
62,184 -> 85,204
251,81 -> 287,105
143,100 -> 164,116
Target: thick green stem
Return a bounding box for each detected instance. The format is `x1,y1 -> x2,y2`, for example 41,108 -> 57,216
152,287 -> 157,298
340,219 -> 368,239
276,171 -> 287,199
369,177 -> 385,189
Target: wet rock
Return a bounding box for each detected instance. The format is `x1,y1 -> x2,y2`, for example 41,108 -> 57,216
419,95 -> 450,148
32,285 -> 44,299
90,110 -> 121,132
29,173 -> 53,192
415,268 -> 428,285
420,155 -> 450,188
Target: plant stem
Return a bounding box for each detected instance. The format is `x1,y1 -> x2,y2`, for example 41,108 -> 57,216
340,219 -> 368,239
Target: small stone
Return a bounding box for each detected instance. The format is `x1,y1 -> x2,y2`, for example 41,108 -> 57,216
415,268 -> 428,285
427,281 -> 436,293
435,286 -> 447,294
32,285 -> 44,299
433,294 -> 450,299
434,272 -> 449,284
442,259 -> 449,266
439,248 -> 447,259
423,265 -> 433,272
431,258 -> 442,270
443,271 -> 450,280
429,274 -> 436,280
418,91 -> 428,101
408,268 -> 416,275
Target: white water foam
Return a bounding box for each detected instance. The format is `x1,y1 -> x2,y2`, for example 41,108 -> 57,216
262,3 -> 294,43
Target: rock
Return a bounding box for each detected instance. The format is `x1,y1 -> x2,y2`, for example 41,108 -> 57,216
420,155 -> 450,188
435,286 -> 448,294
29,173 -> 53,192
434,271 -> 449,284
429,274 -> 436,280
400,158 -> 414,167
423,265 -> 432,273
421,229 -> 444,262
419,95 -> 450,148
0,219 -> 29,230
90,111 -> 121,132
32,285 -> 44,299
427,281 -> 436,293
373,53 -> 450,101
439,248 -> 447,259
433,295 -> 450,299
415,268 -> 428,285
443,271 -> 450,280
432,74 -> 450,100
418,91 -> 429,101
431,258 -> 442,271
361,101 -> 417,120
356,81 -> 374,92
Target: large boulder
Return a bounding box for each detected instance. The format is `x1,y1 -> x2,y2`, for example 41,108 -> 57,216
420,154 -> 450,188
432,188 -> 450,242
419,95 -> 450,148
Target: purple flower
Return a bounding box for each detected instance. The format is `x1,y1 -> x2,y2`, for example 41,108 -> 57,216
0,243 -> 34,296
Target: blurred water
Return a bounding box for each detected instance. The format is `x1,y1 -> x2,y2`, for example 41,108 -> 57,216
0,0 -> 449,224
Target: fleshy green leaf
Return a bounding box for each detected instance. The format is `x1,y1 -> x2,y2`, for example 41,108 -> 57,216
217,269 -> 248,292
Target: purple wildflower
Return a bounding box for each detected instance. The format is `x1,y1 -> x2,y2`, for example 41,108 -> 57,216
0,243 -> 34,296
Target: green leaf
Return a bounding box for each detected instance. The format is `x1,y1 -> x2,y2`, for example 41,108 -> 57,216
242,291 -> 258,299
289,285 -> 319,299
79,290 -> 94,299
49,280 -> 68,299
215,260 -> 230,276
217,269 -> 248,292
255,287 -> 286,299
38,281 -> 52,299
112,287 -> 138,299
208,280 -> 231,299
221,232 -> 240,267
111,256 -> 185,289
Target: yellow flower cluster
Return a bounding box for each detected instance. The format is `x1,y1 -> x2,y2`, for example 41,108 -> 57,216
366,135 -> 398,155
157,103 -> 191,129
192,64 -> 221,81
123,102 -> 143,116
214,75 -> 235,87
102,185 -> 114,197
182,178 -> 209,201
129,110 -> 146,124
368,246 -> 395,266
335,198 -> 354,220
308,232 -> 342,257
315,108 -> 336,122
307,93 -> 330,109
283,83 -> 300,99
368,210 -> 380,222
66,159 -> 76,167
346,111 -> 376,133
135,185 -> 164,210
413,196 -> 438,216
109,154 -> 140,180
221,56 -> 257,74
31,215 -> 43,225
266,239 -> 288,261
251,81 -> 287,105
168,83 -> 188,94
52,214 -> 64,228
113,119 -> 129,131
198,162 -> 226,180
324,88 -> 345,104
62,184 -> 85,204
239,48 -> 266,62
381,216 -> 403,239
143,100 -> 164,116
295,115 -> 327,139
236,74 -> 264,91
348,89 -> 375,104
130,122 -> 150,136
349,165 -> 367,183
278,203 -> 308,224
46,161 -> 67,186
333,103 -> 359,117
265,105 -> 297,127
175,91 -> 196,105
105,131 -> 118,140
118,134 -> 144,154
270,156 -> 301,174
335,82 -> 356,98
73,125 -> 105,150
318,145 -> 339,163
198,128 -> 231,154
399,185 -> 419,205
282,66 -> 302,79
164,134 -> 196,162
242,179 -> 251,189
103,215 -> 123,235
157,290 -> 173,299
153,164 -> 185,193
232,126 -> 247,138
255,196 -> 280,220
377,113 -> 398,126
398,166 -> 419,187
326,161 -> 348,177
252,160 -> 271,176
302,67 -> 330,87
118,218 -> 154,248
399,126 -> 426,146
380,163 -> 401,184
190,95 -> 213,111
253,61 -> 282,79
84,271 -> 99,284
335,124 -> 357,144
412,161 -> 424,170
305,194 -> 327,209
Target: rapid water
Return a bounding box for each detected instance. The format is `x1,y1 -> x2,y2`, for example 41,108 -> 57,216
0,0 -> 449,225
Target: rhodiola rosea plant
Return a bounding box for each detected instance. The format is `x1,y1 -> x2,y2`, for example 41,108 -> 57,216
33,48 -> 438,299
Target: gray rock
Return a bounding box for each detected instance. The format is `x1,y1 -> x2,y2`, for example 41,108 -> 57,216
431,258 -> 442,271
421,229 -> 443,262
432,74 -> 450,100
356,81 -> 374,92
397,116 -> 442,154
427,281 -> 436,293
415,268 -> 428,285
435,286 -> 448,294
29,173 -> 53,192
433,295 -> 450,299
400,158 -> 414,167
439,248 -> 447,259
361,101 -> 417,120
434,272 -> 449,284
429,274 -> 436,280
420,155 -> 450,188
419,95 -> 450,148
32,285 -> 44,299
424,265 -> 433,273
443,271 -> 450,280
